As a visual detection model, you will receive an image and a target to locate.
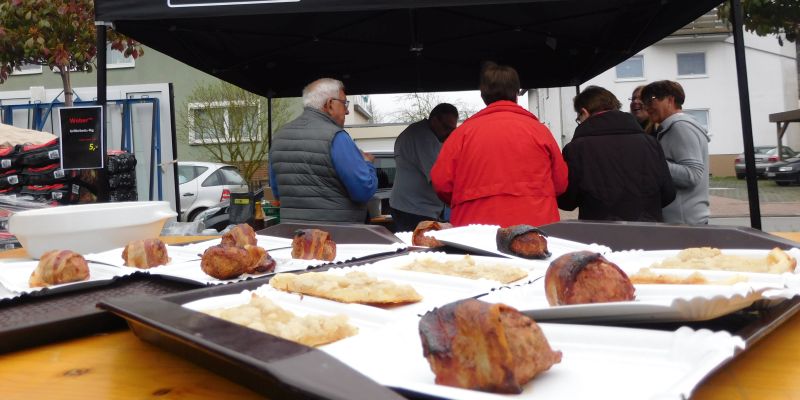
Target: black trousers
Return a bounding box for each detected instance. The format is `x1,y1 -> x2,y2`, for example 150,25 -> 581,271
390,207 -> 440,232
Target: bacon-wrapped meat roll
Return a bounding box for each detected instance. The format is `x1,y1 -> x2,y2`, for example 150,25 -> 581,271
29,250 -> 90,287
419,299 -> 562,394
545,251 -> 635,306
220,223 -> 257,248
496,225 -> 550,259
412,220 -> 453,247
122,238 -> 170,269
291,229 -> 336,261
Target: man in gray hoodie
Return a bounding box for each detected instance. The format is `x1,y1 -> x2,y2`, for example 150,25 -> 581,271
641,80 -> 710,224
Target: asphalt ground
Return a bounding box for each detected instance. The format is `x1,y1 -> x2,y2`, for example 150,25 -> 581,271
559,177 -> 800,232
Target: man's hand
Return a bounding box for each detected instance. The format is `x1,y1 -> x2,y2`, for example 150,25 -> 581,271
362,151 -> 375,163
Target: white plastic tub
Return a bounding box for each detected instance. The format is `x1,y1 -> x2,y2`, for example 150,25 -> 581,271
9,201 -> 177,258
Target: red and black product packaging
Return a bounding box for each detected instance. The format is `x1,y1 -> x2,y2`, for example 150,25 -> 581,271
21,163 -> 79,186
0,169 -> 21,189
0,146 -> 21,171
18,138 -> 60,167
20,183 -> 95,205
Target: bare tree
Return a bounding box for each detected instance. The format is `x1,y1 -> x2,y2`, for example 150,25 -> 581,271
390,92 -> 478,123
180,81 -> 292,185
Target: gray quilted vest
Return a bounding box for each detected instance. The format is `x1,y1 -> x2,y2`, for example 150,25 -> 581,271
269,107 -> 367,223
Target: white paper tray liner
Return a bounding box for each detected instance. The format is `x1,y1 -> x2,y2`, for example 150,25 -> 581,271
323,319 -> 744,400
0,259 -> 136,294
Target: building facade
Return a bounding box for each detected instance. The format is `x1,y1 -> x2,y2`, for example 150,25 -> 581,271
529,12 -> 799,177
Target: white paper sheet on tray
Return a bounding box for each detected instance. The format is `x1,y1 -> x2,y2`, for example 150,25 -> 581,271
0,259 -> 136,294
84,245 -> 202,267
144,257 -> 315,286
427,224 -> 611,264
604,248 -> 800,300
478,280 -> 768,323
182,288 -> 396,340
323,319 -> 744,400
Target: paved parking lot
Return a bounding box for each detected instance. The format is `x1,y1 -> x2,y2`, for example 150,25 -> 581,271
559,177 -> 800,232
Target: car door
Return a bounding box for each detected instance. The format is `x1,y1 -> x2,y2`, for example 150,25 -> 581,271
178,164 -> 206,218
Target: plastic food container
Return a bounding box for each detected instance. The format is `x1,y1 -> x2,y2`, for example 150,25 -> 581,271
9,201 -> 177,258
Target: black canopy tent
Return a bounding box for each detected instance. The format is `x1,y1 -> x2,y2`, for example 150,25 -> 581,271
93,0 -> 764,228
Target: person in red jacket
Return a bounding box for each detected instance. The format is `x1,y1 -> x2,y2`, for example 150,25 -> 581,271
431,62 -> 569,227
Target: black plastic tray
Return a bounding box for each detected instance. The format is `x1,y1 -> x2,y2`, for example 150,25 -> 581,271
99,221 -> 800,399
0,223 -> 402,354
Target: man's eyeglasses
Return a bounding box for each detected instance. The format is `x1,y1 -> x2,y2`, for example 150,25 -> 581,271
330,98 -> 350,107
628,96 -> 641,102
642,95 -> 659,106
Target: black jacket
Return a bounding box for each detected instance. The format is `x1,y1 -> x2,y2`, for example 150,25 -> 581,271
557,110 -> 676,222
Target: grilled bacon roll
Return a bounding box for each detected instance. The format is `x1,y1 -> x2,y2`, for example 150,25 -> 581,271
29,250 -> 90,287
220,223 -> 257,248
291,229 -> 336,261
419,299 -> 562,394
496,225 -> 550,259
412,220 -> 453,247
201,244 -> 276,280
545,251 -> 635,306
122,238 -> 170,269
242,244 -> 276,274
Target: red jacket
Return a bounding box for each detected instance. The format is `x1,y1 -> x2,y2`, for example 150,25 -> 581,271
431,101 -> 568,227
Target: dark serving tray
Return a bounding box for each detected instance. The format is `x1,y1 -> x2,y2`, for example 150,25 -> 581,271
98,221 -> 800,400
0,224 -> 403,354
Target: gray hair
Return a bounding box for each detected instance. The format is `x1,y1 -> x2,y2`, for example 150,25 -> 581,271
302,78 -> 345,109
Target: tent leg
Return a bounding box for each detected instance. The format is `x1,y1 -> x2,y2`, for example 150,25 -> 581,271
731,0 -> 761,230
95,21 -> 110,203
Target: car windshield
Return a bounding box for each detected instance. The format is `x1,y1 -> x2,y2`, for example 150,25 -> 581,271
755,147 -> 774,155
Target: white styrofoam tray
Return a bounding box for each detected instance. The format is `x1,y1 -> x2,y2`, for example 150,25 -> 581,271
8,201 -> 176,258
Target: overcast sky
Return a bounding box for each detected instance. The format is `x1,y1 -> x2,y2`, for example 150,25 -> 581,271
367,90 -> 529,122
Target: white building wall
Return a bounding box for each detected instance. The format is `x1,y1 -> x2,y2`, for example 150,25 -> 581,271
533,32 -> 800,160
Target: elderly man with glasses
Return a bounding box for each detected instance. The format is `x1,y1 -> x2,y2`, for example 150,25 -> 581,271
641,80 -> 710,225
269,78 -> 377,223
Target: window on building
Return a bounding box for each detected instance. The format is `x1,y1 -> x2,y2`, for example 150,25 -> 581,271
677,52 -> 706,76
106,43 -> 135,68
615,55 -> 644,80
684,109 -> 709,131
188,102 -> 260,144
11,63 -> 43,75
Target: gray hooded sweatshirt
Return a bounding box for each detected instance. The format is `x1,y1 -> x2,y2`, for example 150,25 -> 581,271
657,112 -> 710,225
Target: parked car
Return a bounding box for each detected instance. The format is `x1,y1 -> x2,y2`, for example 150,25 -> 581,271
766,156 -> 800,186
178,161 -> 248,221
734,146 -> 797,179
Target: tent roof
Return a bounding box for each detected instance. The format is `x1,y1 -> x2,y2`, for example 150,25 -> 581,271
95,0 -> 723,98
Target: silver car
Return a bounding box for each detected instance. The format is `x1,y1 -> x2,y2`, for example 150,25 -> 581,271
734,146 -> 797,179
178,161 -> 249,221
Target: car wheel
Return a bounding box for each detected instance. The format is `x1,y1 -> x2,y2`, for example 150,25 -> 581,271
776,181 -> 790,187
187,207 -> 207,222
736,173 -> 745,179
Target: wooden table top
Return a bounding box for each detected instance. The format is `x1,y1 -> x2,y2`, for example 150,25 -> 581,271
1,233 -> 799,399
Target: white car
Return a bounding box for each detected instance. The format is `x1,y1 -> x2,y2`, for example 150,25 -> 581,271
178,161 -> 248,221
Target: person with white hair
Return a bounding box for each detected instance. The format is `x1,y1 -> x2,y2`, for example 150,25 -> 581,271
269,78 -> 377,223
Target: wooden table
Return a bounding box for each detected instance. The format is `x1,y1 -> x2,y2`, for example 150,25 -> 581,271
1,234 -> 799,399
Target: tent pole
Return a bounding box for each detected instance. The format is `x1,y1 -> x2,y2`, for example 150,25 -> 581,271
730,0 -> 761,230
95,21 -> 110,203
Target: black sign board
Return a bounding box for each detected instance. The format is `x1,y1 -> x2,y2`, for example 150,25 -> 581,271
57,106 -> 104,170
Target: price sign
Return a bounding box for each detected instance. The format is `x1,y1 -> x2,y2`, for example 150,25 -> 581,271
57,106 -> 104,170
